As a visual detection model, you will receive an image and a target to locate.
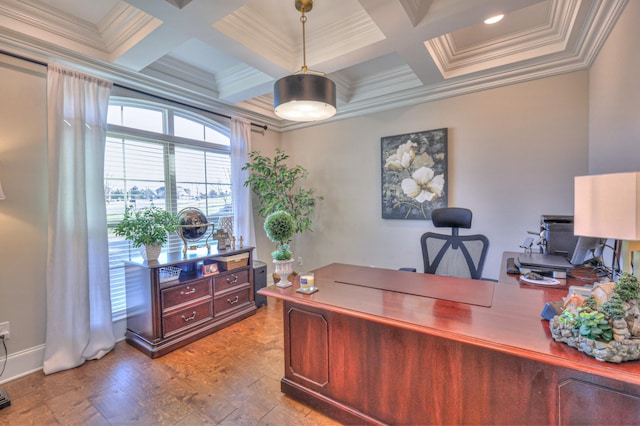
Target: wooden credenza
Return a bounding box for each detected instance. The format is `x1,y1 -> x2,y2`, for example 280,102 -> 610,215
124,247 -> 256,358
259,263 -> 640,425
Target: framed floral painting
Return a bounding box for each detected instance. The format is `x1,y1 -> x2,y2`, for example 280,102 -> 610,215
381,128 -> 448,220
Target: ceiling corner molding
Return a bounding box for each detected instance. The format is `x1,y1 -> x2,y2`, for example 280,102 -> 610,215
571,0 -> 628,68
346,65 -> 421,103
425,0 -> 582,79
142,55 -> 219,98
212,7 -> 295,71
310,10 -> 386,66
98,3 -> 163,61
0,0 -> 108,58
215,64 -> 272,100
399,0 -> 434,27
165,0 -> 193,10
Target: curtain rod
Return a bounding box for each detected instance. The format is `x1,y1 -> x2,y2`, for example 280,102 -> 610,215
0,49 -> 268,131
114,84 -> 268,131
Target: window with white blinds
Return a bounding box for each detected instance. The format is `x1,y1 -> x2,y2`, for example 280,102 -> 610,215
105,101 -> 232,320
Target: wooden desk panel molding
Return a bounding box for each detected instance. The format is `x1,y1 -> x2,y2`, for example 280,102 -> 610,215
261,263 -> 640,425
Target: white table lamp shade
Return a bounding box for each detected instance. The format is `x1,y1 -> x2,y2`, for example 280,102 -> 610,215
574,172 -> 640,241
0,179 -> 5,200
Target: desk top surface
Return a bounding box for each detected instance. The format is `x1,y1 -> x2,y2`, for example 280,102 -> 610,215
259,262 -> 640,385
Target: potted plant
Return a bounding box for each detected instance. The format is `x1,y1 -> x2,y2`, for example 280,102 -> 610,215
242,148 -> 322,236
114,206 -> 179,261
264,210 -> 296,287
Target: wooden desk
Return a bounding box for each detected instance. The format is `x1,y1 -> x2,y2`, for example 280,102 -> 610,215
259,263 -> 640,425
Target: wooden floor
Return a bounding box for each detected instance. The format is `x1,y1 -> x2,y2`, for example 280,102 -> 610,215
0,299 -> 341,425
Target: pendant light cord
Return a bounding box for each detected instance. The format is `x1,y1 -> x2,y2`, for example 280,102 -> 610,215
300,9 -> 308,72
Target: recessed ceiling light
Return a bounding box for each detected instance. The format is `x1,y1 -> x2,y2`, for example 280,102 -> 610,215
484,14 -> 504,24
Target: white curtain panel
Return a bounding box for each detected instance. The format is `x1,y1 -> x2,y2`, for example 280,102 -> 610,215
230,118 -> 256,253
43,65 -> 115,374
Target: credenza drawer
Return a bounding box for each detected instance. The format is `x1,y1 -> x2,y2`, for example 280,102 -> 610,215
162,279 -> 212,309
213,269 -> 250,292
163,300 -> 213,336
214,286 -> 251,317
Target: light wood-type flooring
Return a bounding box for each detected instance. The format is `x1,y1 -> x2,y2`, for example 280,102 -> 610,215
0,299 -> 340,425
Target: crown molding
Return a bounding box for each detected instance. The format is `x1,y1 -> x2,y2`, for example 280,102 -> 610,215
0,28 -> 278,130
98,2 -> 163,61
212,6 -> 295,71
345,65 -> 422,102
309,10 -> 386,67
0,0 -> 108,58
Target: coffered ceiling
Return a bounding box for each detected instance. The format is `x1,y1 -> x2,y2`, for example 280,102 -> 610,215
0,0 -> 627,130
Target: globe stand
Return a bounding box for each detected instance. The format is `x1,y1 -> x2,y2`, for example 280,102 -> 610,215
178,223 -> 214,255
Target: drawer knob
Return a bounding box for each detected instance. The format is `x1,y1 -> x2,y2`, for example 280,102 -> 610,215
181,311 -> 197,322
226,275 -> 239,284
227,296 -> 240,305
180,287 -> 196,295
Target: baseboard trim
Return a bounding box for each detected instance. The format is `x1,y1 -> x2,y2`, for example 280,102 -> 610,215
0,318 -> 127,384
0,343 -> 44,384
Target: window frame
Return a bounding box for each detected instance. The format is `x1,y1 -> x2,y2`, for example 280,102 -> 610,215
105,98 -> 232,320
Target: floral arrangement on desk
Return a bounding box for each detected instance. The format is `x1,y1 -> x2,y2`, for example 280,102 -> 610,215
550,273 -> 640,363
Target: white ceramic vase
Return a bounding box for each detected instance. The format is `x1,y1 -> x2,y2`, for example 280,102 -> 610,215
273,258 -> 295,288
140,243 -> 162,261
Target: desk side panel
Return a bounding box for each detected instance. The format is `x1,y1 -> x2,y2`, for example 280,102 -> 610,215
282,301 -> 640,425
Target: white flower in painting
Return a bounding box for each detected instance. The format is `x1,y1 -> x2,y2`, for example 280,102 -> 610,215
384,140 -> 417,170
401,167 -> 444,203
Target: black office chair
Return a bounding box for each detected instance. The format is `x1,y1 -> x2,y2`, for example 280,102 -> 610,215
420,207 -> 489,280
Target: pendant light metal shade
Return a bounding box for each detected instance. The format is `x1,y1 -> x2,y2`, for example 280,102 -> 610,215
273,0 -> 336,122
274,73 -> 336,122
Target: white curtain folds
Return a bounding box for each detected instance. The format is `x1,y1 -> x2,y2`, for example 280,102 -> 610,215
230,118 -> 256,252
43,65 -> 115,374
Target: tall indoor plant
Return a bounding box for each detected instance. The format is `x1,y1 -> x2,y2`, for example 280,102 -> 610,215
114,206 -> 179,261
263,210 -> 296,287
242,148 -> 322,236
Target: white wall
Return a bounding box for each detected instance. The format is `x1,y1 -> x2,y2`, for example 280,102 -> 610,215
589,0 -> 640,173
0,57 -> 48,381
277,71 -> 590,280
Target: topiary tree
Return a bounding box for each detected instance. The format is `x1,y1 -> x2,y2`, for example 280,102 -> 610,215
583,295 -> 598,310
616,273 -> 640,302
264,211 -> 295,261
602,292 -> 626,320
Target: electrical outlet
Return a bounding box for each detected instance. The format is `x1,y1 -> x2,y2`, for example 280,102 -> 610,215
297,256 -> 303,266
0,322 -> 10,339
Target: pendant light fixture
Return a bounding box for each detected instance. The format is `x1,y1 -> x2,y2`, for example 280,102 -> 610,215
273,0 -> 336,122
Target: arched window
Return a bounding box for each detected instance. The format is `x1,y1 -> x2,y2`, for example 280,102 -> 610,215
105,99 -> 232,318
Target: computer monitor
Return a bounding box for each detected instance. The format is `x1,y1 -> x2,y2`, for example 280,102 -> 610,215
570,236 -> 605,265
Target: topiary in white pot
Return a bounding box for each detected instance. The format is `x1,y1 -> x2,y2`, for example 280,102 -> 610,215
264,211 -> 296,287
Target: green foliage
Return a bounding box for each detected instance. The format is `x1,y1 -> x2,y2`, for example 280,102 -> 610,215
557,310 -> 578,328
602,292 -> 626,320
272,243 -> 293,261
264,211 -> 295,244
113,206 -> 179,248
558,307 -> 614,342
583,295 -> 598,310
576,308 -> 613,342
616,273 -> 640,301
242,148 -> 322,235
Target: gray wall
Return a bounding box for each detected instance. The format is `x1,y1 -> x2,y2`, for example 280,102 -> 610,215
0,57 -> 48,380
589,0 -> 640,173
272,72 -> 589,280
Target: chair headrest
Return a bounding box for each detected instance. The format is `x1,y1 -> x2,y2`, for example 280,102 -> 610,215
431,207 -> 472,229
